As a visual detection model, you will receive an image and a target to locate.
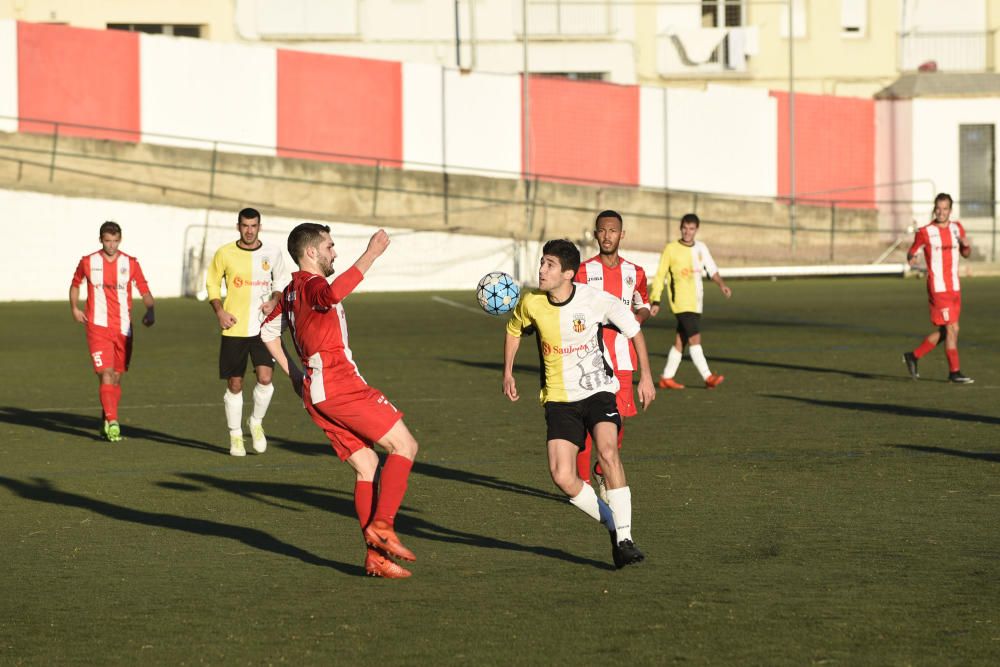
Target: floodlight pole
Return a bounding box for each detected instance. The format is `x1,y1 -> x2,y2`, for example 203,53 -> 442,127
522,0 -> 532,237
788,0 -> 797,251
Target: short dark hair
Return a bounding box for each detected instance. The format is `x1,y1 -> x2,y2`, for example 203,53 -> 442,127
542,239 -> 580,274
238,207 -> 261,223
595,209 -> 623,226
288,222 -> 331,263
99,221 -> 121,237
680,213 -> 700,228
934,193 -> 953,207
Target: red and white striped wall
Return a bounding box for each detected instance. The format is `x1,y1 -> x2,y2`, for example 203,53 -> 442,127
5,19 -> 878,207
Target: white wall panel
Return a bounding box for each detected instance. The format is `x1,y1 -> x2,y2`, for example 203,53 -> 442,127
2,188 -> 522,301
140,34 -> 276,155
443,68 -> 521,178
402,62 -> 443,171
0,20 -> 16,133
664,85 -> 777,197
912,97 -> 1000,222
875,99 -> 915,234
639,86 -> 667,188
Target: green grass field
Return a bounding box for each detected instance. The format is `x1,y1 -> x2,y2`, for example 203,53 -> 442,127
2,277 -> 999,665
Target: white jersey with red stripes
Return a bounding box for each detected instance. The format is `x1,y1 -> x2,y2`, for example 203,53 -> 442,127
71,251 -> 150,336
909,221 -> 965,294
260,267 -> 368,406
574,255 -> 649,372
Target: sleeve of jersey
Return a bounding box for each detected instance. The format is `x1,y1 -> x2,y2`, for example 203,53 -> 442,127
505,298 -> 530,337
206,249 -> 225,301
634,266 -> 651,310
131,258 -> 150,295
956,222 -> 967,239
271,250 -> 290,292
648,247 -> 670,304
605,295 -> 641,338
260,300 -> 283,343
573,265 -> 586,283
700,243 -> 719,277
310,266 -> 364,308
71,257 -> 87,287
907,230 -> 925,256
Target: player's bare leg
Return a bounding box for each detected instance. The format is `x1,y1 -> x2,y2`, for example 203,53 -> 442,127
247,365 -> 274,454
549,438 -> 622,564
593,422 -> 644,567
361,420 -> 418,562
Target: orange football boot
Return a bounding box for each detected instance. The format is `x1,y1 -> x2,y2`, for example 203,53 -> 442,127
363,520 -> 416,562
657,377 -> 685,390
365,548 -> 412,579
705,374 -> 725,388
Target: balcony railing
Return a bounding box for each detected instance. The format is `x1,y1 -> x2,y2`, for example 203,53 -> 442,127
898,31 -> 994,72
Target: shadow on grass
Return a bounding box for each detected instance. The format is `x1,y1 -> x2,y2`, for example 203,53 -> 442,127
438,357 -> 540,376
889,444 -> 1000,463
169,473 -> 612,570
764,394 -> 1000,426
0,406 -> 224,455
676,356 -> 914,382
0,475 -> 361,575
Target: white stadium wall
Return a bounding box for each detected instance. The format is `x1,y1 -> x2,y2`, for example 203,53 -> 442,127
0,20 -> 16,133
910,97 -> 1000,221
661,85 -> 777,198
139,34 -> 277,155
442,68 -> 522,177
1,188 -> 522,302
874,99 -> 916,235
638,86 -> 667,189
402,62 -> 444,170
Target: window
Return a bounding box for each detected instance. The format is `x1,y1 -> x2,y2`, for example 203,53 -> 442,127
537,72 -> 607,81
959,124 -> 995,217
108,24 -> 202,38
841,0 -> 867,37
701,0 -> 744,28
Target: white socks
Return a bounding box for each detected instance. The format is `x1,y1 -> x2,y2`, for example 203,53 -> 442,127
569,483 -> 616,533
606,486 -> 633,543
223,390 -> 243,435
689,344 -> 712,380
252,382 -> 274,422
661,346 -> 683,379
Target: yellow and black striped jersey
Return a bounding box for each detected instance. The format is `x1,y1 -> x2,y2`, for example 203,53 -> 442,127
206,241 -> 287,337
649,240 -> 719,314
507,283 -> 641,404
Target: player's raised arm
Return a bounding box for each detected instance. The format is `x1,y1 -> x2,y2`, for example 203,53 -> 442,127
502,333 -> 521,401
352,229 -> 390,276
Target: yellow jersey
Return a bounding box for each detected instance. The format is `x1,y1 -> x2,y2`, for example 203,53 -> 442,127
507,283 -> 641,404
206,241 -> 287,337
648,240 -> 719,314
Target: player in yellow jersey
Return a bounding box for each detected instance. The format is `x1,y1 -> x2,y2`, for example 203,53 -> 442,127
649,213 -> 731,389
503,239 -> 656,569
206,208 -> 288,456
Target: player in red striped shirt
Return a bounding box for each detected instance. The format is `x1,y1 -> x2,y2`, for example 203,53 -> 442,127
903,193 -> 973,384
69,221 -> 155,441
573,210 -> 651,499
261,224 -> 419,579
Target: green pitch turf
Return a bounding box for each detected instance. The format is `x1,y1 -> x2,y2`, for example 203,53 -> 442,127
1,277 -> 999,665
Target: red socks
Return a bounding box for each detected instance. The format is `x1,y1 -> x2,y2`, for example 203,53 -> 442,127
355,480 -> 376,530
913,339 -> 936,359
99,384 -> 118,421
946,349 -> 960,372
373,455 -> 412,526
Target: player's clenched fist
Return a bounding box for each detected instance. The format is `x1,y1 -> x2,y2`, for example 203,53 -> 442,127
503,375 -> 519,402
367,230 -> 390,257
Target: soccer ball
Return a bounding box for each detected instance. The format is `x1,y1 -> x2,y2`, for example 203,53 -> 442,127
476,272 -> 520,316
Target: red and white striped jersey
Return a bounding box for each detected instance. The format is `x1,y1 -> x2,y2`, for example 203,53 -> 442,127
909,221 -> 966,294
71,251 -> 150,336
575,255 -> 649,372
260,268 -> 368,406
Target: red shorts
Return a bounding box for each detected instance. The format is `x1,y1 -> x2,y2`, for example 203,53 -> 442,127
929,292 -> 961,326
304,385 -> 404,461
615,371 -> 637,419
86,328 -> 132,373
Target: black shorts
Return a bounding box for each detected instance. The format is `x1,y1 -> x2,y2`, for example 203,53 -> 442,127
675,312 -> 701,339
219,335 -> 274,379
544,392 -> 621,449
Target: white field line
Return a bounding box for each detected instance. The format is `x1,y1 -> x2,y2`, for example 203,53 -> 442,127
430,295 -> 488,315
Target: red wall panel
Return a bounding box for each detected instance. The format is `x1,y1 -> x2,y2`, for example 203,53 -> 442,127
524,76 -> 639,186
277,50 -> 402,166
772,91 -> 875,209
18,22 -> 140,141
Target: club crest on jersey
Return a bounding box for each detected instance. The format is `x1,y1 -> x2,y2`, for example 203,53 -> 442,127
262,259 -> 271,271
572,313 -> 586,333
625,276 -> 634,287
119,266 -> 128,275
